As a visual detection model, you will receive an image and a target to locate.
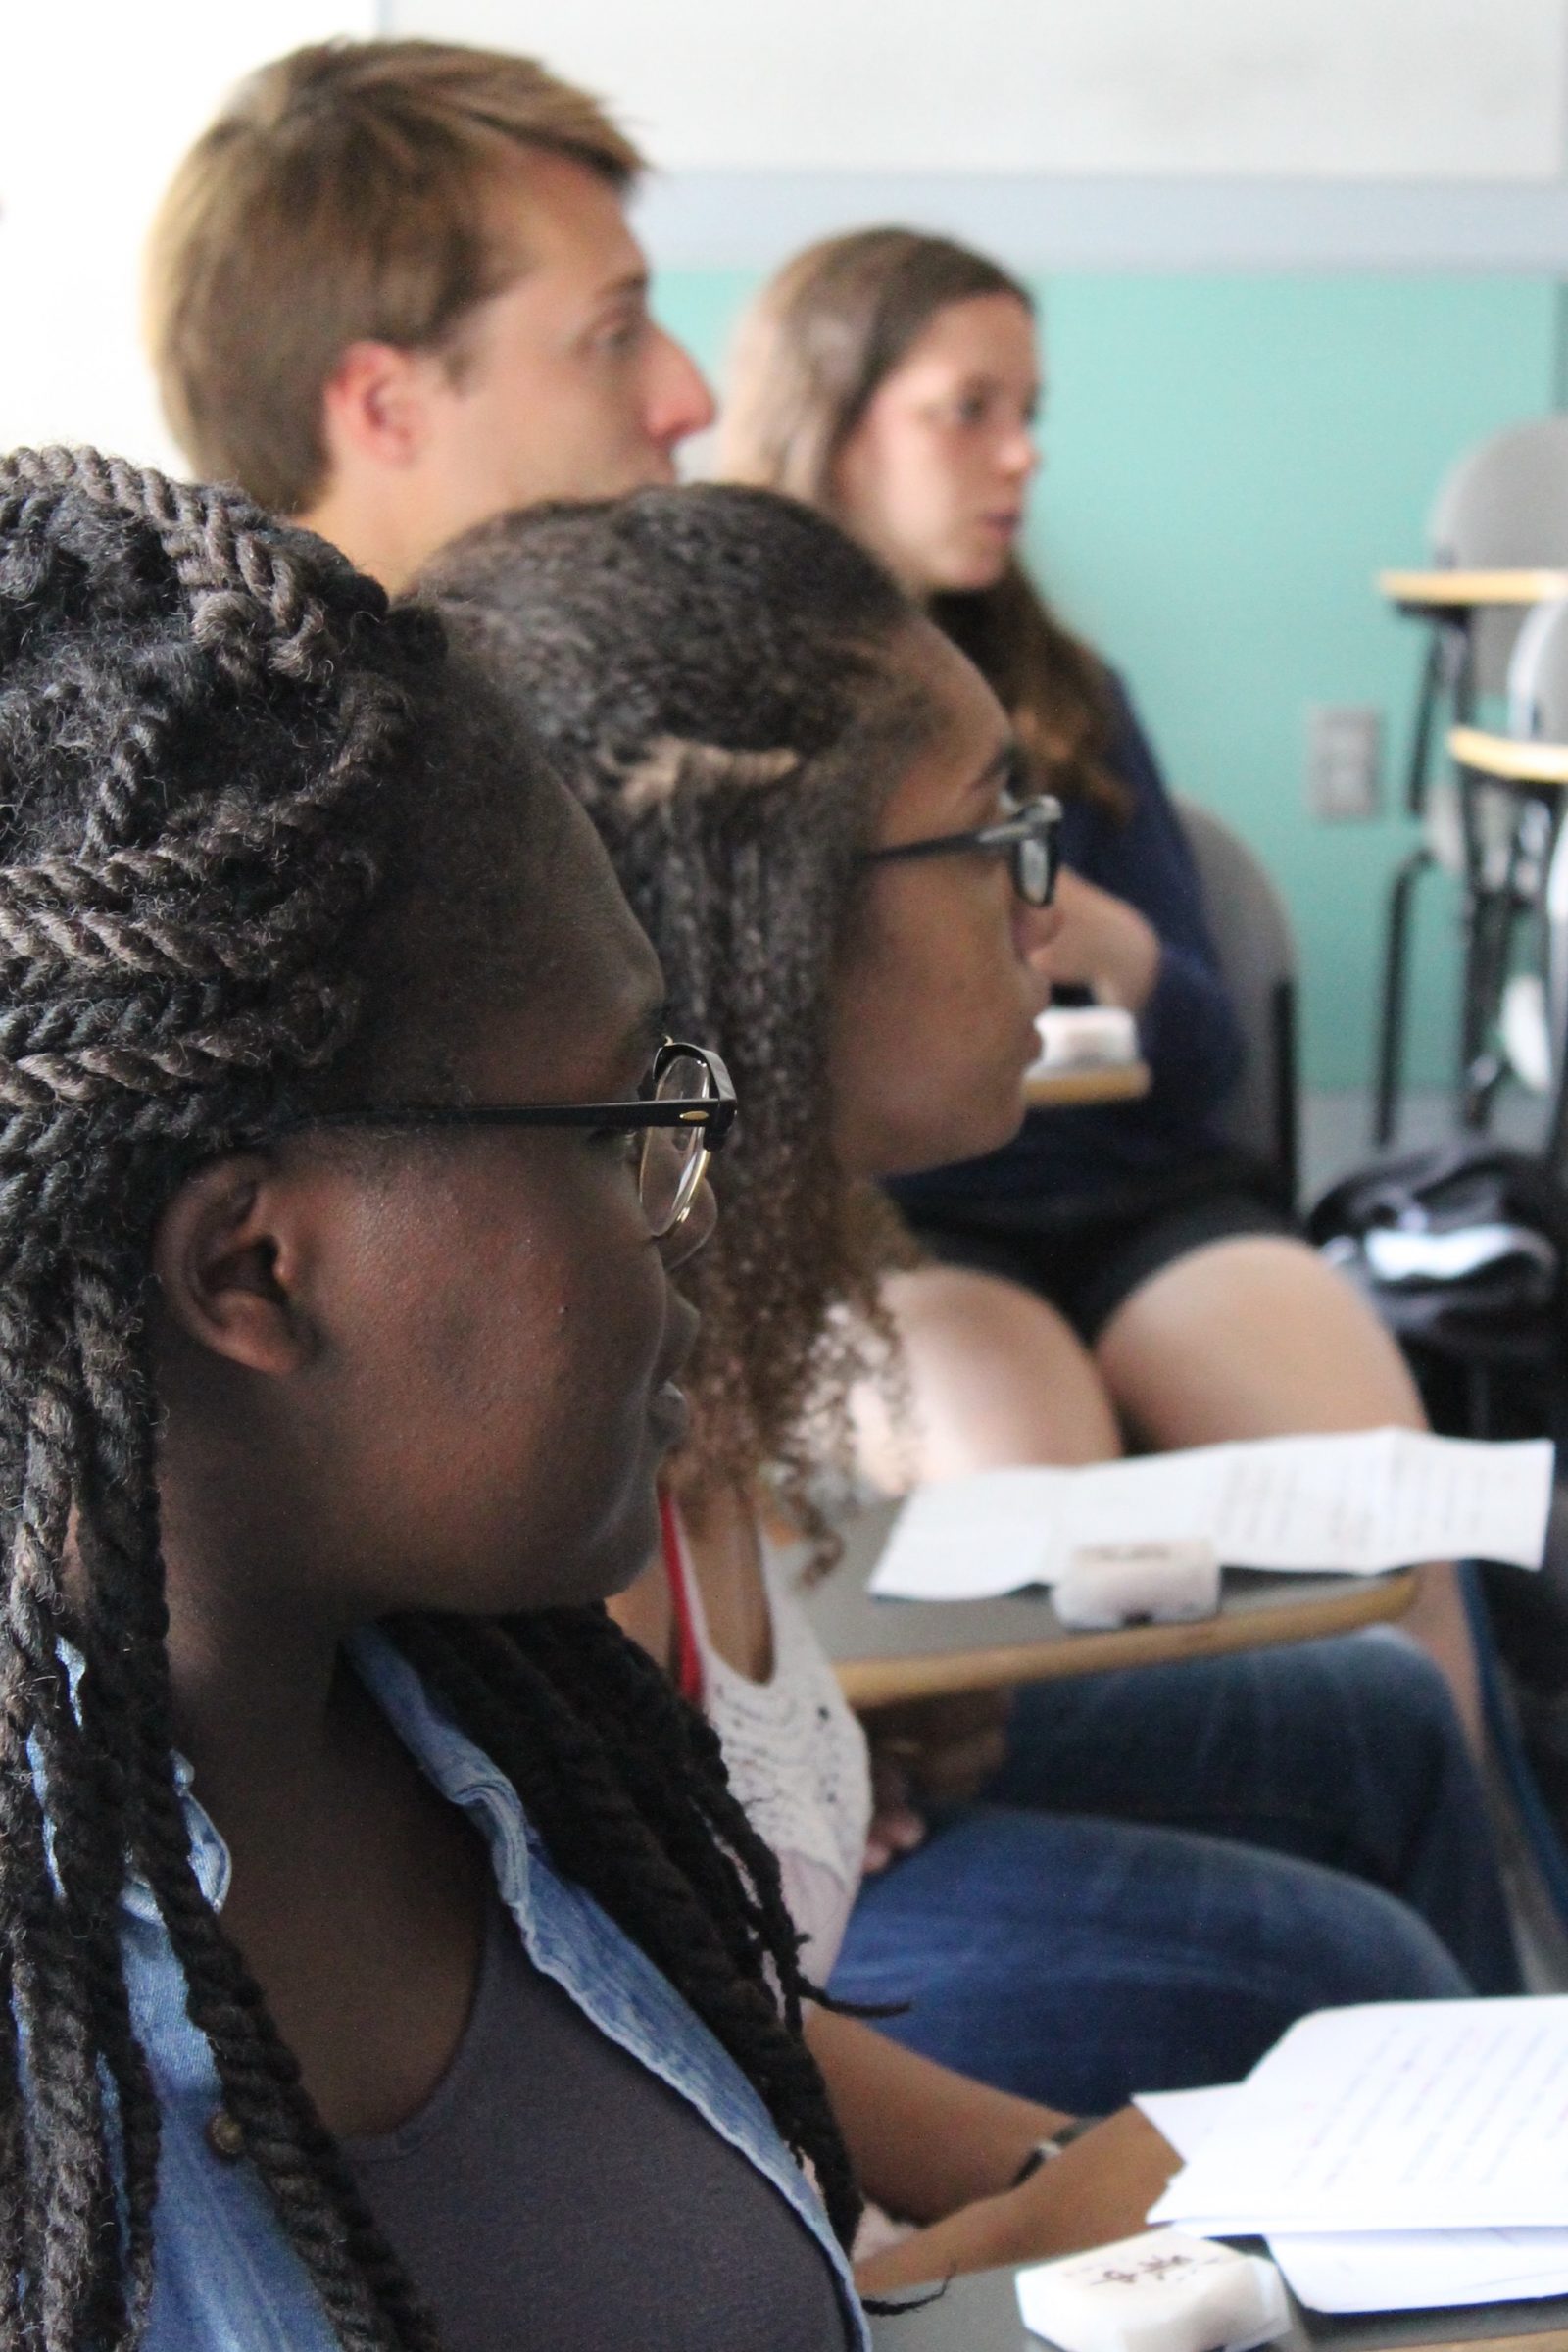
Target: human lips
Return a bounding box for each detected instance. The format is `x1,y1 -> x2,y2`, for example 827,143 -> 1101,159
647,1378 -> 691,1453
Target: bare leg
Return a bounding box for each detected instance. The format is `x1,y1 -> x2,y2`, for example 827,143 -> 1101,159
1095,1236 -> 1483,1747
848,1263 -> 1122,1494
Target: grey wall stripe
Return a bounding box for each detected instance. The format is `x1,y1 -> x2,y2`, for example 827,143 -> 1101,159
637,172 -> 1568,274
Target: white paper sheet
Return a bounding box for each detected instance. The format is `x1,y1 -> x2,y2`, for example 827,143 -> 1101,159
1266,2228 -> 1568,2314
867,1429 -> 1553,1600
1136,2082 -> 1245,2161
1148,1997 -> 1568,2233
1135,2081 -> 1568,2313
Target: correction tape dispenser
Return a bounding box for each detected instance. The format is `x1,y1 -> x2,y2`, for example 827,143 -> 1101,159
1016,2228 -> 1289,2352
1054,1542 -> 1221,1632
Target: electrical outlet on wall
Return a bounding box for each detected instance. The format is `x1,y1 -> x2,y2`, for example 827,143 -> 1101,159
1306,704 -> 1382,821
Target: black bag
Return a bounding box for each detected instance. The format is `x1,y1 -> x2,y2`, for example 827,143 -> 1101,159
1308,1141 -> 1568,1443
1310,1143 -> 1568,1777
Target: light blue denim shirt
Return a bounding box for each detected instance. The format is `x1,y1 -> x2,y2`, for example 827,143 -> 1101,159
118,1627 -> 869,2351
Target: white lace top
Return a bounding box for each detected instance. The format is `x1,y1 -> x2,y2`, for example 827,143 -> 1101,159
665,1514 -> 872,1978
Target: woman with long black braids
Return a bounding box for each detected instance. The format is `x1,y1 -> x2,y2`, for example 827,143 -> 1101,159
0,447 -> 864,2351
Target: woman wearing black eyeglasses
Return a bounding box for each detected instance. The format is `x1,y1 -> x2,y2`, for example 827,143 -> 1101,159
424,483 -> 1510,2300
718,227 -> 1484,1755
0,451 -> 899,2352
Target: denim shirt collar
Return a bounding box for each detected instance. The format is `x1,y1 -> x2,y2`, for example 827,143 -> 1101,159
118,1624 -> 868,2351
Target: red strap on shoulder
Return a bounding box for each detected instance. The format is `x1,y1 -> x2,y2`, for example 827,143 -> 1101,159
659,1490 -> 705,1707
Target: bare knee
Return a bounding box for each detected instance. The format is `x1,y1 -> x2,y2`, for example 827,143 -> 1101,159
1096,1235 -> 1427,1446
850,1264 -> 1121,1492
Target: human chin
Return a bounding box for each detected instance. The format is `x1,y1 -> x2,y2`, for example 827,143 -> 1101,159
502,1476 -> 661,1612
573,1412 -> 675,1602
576,1475 -> 663,1602
939,535 -> 1012,592
859,1074 -> 1023,1178
921,1025 -> 1037,1165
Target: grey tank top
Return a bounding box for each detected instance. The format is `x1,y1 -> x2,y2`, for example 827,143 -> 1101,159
344,1887 -> 854,2352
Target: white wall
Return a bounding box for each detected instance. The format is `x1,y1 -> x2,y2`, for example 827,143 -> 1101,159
0,1 -> 373,468
390,0 -> 1568,180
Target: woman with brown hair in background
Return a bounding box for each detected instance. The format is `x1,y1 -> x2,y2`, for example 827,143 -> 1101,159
719,225 -> 1483,1742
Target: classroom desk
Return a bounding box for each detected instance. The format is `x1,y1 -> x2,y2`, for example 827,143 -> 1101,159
1378,567 -> 1568,615
795,1499 -> 1417,1709
1373,568 -> 1568,1141
868,2257 -> 1568,2352
1448,724 -> 1568,790
1024,1059 -> 1152,1110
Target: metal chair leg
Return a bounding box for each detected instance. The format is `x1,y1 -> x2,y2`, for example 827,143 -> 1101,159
1461,787 -> 1550,1131
1404,634 -> 1444,817
1459,881 -> 1514,1128
1375,616 -> 1470,1146
1374,844 -> 1433,1144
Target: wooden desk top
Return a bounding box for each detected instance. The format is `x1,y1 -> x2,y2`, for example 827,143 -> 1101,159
796,1500 -> 1417,1709
1024,1058 -> 1152,1110
1379,566 -> 1568,612
1448,723 -> 1568,788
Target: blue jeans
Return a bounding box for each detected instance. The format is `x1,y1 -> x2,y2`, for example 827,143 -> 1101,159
829,1633 -> 1519,2113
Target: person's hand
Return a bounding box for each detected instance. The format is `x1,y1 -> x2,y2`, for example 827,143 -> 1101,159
862,1687 -> 1014,1808
860,1690 -> 1012,1874
1039,868 -> 1160,1013
979,2107 -> 1181,2268
861,1749 -> 927,1876
855,2108 -> 1181,2293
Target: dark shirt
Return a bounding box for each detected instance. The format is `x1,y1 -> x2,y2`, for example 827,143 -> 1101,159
890,673 -> 1246,1220
345,1886 -> 853,2352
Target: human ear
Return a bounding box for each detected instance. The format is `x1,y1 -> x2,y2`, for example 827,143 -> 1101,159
319,340 -> 445,473
151,1157 -> 316,1378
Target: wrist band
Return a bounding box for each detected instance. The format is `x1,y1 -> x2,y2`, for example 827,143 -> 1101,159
1011,2114 -> 1102,2187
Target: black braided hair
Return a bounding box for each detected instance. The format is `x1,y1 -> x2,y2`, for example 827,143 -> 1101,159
0,448 -> 860,2352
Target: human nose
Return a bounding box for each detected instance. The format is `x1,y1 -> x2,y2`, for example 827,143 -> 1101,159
1000,420 -> 1040,484
659,1171 -> 716,1268
1015,895 -> 1061,1003
646,326 -> 716,452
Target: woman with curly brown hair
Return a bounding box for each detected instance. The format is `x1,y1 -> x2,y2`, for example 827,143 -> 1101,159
718,227 -> 1483,1747
425,483 -> 1514,2294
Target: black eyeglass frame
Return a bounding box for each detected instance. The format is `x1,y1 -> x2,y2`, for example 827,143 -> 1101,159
861,793 -> 1063,907
266,1038 -> 737,1234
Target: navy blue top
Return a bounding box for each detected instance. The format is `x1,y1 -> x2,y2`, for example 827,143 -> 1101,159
891,674 -> 1245,1220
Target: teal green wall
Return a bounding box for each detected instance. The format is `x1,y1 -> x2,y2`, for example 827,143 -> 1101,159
655,269 -> 1562,1090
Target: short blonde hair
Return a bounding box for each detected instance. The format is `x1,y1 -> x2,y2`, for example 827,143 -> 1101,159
147,38 -> 642,514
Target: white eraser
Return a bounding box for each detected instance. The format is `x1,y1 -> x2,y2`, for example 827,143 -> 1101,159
1054,1542 -> 1221,1631
1032,1006 -> 1141,1072
1016,2228 -> 1289,2352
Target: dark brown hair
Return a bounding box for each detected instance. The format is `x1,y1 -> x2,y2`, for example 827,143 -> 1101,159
0,450 -> 859,2352
146,38 -> 642,515
720,225 -> 1127,816
422,485 -> 926,1524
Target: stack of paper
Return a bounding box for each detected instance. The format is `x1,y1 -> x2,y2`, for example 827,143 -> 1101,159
867,1428 -> 1553,1601
1137,1999 -> 1568,2315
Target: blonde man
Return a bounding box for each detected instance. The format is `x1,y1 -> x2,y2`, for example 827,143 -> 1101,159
147,38 -> 713,586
